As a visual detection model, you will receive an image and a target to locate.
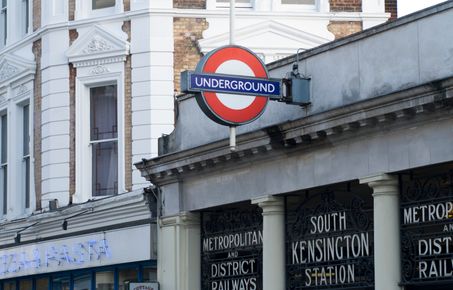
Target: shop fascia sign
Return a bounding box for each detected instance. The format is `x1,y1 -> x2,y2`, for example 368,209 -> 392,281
130,282 -> 159,290
181,45 -> 310,126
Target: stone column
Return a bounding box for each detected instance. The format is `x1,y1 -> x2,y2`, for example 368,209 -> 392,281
360,173 -> 401,290
252,196 -> 285,290
159,212 -> 200,290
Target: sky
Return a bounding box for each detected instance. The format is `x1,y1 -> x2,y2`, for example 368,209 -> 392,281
397,0 -> 447,16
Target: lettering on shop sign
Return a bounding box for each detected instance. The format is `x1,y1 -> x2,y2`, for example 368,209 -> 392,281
0,238 -> 111,276
400,172 -> 453,285
201,209 -> 262,290
286,191 -> 374,289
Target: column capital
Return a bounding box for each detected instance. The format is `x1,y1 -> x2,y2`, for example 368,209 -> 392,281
360,173 -> 399,197
252,195 -> 284,215
160,211 -> 200,227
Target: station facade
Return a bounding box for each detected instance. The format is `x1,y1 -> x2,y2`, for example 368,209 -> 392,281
136,2 -> 453,290
0,0 -> 396,289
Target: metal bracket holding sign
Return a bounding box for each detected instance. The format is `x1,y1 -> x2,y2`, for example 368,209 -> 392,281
181,45 -> 310,127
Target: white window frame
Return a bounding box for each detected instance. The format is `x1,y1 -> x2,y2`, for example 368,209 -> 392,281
75,72 -> 125,202
0,0 -> 7,48
274,0 -> 318,11
0,83 -> 35,219
215,0 -> 253,8
76,0 -> 123,19
19,101 -> 31,210
21,0 -> 32,36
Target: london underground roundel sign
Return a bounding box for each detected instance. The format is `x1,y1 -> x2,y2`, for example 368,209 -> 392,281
183,45 -> 280,126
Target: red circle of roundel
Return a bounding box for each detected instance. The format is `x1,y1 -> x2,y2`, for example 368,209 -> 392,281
198,46 -> 269,126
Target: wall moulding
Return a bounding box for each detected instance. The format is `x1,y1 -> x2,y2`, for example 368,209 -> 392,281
0,54 -> 36,89
67,25 -> 130,67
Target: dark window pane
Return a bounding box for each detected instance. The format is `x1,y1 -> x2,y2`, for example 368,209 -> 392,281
92,0 -> 115,9
1,114 -> 7,163
141,267 -> 157,282
3,281 -> 15,290
92,141 -> 118,196
119,268 -> 137,290
74,274 -> 91,290
1,7 -> 6,45
24,156 -> 30,208
36,278 -> 49,290
2,164 -> 6,214
24,0 -> 29,33
1,0 -> 5,8
23,104 -> 29,156
19,280 -> 32,290
96,271 -> 114,290
52,277 -> 70,290
90,85 -> 117,141
1,114 -> 6,215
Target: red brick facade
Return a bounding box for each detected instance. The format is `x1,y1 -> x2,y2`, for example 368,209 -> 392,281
69,0 -> 75,21
174,0 -> 206,9
173,17 -> 208,93
69,30 -> 78,200
33,0 -> 41,31
385,0 -> 397,20
32,40 -> 42,209
124,0 -> 130,11
329,0 -> 362,12
122,20 -> 132,192
328,21 -> 362,39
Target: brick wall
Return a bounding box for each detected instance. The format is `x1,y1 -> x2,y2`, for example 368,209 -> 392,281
122,20 -> 132,192
32,40 -> 41,210
385,0 -> 397,20
328,21 -> 362,39
69,0 -> 75,21
124,0 -> 130,11
174,0 -> 206,9
33,0 -> 41,31
329,0 -> 362,12
69,29 -> 78,200
174,17 -> 208,93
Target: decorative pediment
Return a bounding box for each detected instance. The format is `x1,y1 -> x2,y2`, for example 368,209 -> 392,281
198,20 -> 331,61
67,25 -> 130,67
0,54 -> 36,88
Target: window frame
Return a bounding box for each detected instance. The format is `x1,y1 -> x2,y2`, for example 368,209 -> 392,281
92,0 -> 116,10
215,0 -> 253,8
0,110 -> 7,217
274,0 -> 319,11
75,73 -> 125,202
89,85 -> 118,197
20,102 -> 31,209
0,0 -> 7,47
15,96 -> 34,215
21,0 -> 31,36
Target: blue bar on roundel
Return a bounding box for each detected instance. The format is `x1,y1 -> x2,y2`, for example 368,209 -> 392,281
189,72 -> 281,97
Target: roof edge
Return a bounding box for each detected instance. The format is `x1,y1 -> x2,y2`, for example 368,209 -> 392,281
267,1 -> 453,70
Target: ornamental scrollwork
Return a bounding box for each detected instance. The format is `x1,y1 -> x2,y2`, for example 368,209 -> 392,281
90,65 -> 110,75
0,63 -> 20,83
82,36 -> 113,54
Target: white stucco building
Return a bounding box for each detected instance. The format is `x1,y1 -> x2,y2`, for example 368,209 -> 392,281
0,0 -> 394,289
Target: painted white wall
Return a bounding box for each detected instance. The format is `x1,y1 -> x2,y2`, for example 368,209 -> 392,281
40,29 -> 71,208
130,15 -> 174,190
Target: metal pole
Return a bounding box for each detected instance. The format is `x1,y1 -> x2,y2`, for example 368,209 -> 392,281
229,0 -> 235,45
229,126 -> 236,151
229,0 -> 237,151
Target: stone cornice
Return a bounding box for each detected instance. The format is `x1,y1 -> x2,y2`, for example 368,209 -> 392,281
136,77 -> 453,185
0,191 -> 153,247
